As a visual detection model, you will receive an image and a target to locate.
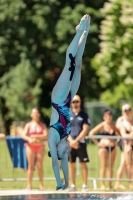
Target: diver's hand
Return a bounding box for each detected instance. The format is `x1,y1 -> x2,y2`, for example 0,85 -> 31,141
63,182 -> 68,190
56,184 -> 64,190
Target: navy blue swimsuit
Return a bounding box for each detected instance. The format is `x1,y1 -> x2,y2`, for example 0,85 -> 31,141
50,92 -> 71,140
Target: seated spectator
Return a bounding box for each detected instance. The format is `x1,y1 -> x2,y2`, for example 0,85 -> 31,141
21,108 -> 48,190
89,109 -> 119,190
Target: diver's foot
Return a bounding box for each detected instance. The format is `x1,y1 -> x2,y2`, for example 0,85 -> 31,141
63,184 -> 68,190
84,15 -> 91,33
76,14 -> 88,31
63,183 -> 69,190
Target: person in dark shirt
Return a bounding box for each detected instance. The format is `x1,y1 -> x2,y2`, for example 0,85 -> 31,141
68,95 -> 90,192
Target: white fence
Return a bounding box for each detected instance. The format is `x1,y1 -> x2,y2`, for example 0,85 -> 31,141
0,136 -> 133,189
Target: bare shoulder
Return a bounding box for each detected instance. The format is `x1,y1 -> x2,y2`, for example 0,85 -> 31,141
24,122 -> 31,129
95,122 -> 104,130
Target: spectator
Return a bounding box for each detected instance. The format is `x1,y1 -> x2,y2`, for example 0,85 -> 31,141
114,114 -> 127,189
119,104 -> 133,189
89,109 -> 119,190
68,95 -> 90,192
21,108 -> 48,190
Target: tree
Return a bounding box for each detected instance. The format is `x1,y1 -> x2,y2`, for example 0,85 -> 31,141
0,0 -> 107,133
92,0 -> 133,108
0,56 -> 42,119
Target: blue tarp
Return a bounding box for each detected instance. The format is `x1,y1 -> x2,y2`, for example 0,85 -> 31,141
6,136 -> 28,169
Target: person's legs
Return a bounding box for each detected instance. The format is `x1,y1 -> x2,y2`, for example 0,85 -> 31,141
26,145 -> 36,189
69,162 -> 76,185
124,149 -> 132,188
131,154 -> 133,179
108,148 -> 116,189
52,15 -> 88,104
68,147 -> 77,191
36,147 -> 45,190
76,144 -> 89,189
80,162 -> 88,185
71,15 -> 91,98
114,152 -> 126,189
98,148 -> 108,189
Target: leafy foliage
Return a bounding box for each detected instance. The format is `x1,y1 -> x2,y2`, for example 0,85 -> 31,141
0,56 -> 42,120
92,0 -> 133,107
0,0 -> 107,133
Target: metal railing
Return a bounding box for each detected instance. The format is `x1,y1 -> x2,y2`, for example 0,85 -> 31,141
86,135 -> 133,189
0,135 -> 133,189
0,138 -> 55,182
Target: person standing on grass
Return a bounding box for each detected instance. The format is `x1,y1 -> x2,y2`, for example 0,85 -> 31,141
22,108 -> 48,190
114,114 -> 127,190
68,95 -> 90,192
118,104 -> 133,189
89,109 -> 120,190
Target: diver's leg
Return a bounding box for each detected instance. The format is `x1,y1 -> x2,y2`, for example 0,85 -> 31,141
70,15 -> 91,98
52,15 -> 88,104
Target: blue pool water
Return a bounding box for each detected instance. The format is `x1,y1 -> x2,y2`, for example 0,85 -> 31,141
0,193 -> 133,200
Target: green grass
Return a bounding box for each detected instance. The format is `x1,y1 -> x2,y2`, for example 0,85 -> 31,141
0,139 -> 129,190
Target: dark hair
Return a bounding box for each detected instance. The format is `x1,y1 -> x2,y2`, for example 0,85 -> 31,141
103,109 -> 113,116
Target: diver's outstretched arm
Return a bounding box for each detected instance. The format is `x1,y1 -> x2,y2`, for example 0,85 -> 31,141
48,140 -> 63,188
61,154 -> 69,189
